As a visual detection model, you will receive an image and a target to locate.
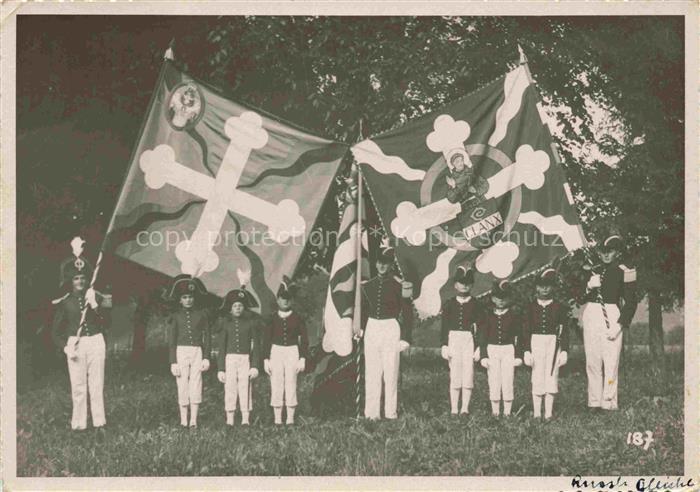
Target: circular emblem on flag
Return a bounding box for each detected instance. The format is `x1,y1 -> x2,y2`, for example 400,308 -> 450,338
420,144 -> 522,252
166,82 -> 205,131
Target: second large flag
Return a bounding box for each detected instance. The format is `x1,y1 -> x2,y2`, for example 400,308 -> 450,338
352,62 -> 587,318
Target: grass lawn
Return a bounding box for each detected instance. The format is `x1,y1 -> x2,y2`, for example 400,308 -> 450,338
16,350 -> 683,477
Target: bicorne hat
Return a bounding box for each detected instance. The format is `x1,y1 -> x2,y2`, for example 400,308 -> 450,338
601,234 -> 624,253
220,287 -> 258,311
453,264 -> 475,285
536,268 -> 557,286
490,279 -> 512,299
168,274 -> 208,300
276,275 -> 296,300
59,236 -> 93,288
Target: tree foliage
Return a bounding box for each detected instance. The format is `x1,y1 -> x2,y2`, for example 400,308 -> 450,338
17,16 -> 684,318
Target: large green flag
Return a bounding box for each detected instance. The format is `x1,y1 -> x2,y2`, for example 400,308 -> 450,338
108,61 -> 347,310
351,63 -> 587,318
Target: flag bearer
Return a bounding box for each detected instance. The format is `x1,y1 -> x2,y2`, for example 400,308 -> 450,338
360,244 -> 413,420
440,265 -> 481,415
51,237 -> 110,431
167,274 -> 212,428
263,276 -> 309,425
522,269 -> 570,420
216,287 -> 262,426
582,235 -> 638,411
478,280 -> 523,417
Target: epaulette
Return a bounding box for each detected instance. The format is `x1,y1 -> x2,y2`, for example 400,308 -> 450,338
619,264 -> 637,283
51,292 -> 70,305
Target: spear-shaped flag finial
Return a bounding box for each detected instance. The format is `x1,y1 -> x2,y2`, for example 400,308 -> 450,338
164,38 -> 175,61
517,43 -> 528,64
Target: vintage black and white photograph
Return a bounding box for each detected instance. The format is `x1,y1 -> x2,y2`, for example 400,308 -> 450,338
1,3 -> 697,490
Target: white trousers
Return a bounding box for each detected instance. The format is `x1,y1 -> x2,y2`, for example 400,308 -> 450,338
530,334 -> 559,395
225,354 -> 250,412
448,331 -> 475,389
270,344 -> 299,407
66,334 -> 106,429
582,303 -> 622,409
487,344 -> 515,401
175,346 -> 203,406
364,318 -> 400,420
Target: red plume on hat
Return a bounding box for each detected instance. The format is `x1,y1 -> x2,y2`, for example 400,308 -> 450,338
59,236 -> 93,288
220,268 -> 259,311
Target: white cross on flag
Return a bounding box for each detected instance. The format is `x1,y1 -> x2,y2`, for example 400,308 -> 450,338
108,62 -> 346,310
352,63 -> 587,319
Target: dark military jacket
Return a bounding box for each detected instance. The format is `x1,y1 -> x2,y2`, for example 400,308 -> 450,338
477,308 -> 523,357
51,292 -> 109,349
215,311 -> 263,370
167,307 -> 212,364
440,296 -> 481,346
522,300 -> 570,352
585,262 -> 638,327
262,311 -> 309,360
361,275 -> 413,343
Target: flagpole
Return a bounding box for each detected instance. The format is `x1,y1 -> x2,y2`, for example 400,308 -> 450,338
71,45 -> 174,346
353,119 -> 365,419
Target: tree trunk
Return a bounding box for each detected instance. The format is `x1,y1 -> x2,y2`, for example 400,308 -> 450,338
648,290 -> 665,365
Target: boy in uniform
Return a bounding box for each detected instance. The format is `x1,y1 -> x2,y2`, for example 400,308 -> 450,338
582,235 -> 638,411
167,274 -> 212,428
478,280 -> 523,417
51,237 -> 110,430
216,286 -> 262,426
522,269 -> 570,420
440,265 -> 481,415
263,276 -> 309,425
360,245 -> 413,420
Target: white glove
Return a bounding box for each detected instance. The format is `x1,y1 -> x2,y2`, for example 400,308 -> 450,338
587,274 -> 601,289
264,359 -> 271,376
480,358 -> 490,369
440,345 -> 449,360
557,351 -> 568,367
217,371 -> 226,383
296,358 -> 306,373
514,358 -> 523,367
606,328 -> 622,341
249,367 -> 259,379
85,287 -> 98,309
399,340 -> 410,353
473,347 -> 481,362
170,363 -> 181,377
200,359 -> 210,372
64,337 -> 78,359
524,351 -> 533,367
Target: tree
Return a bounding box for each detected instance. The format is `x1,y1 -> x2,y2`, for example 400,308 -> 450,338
17,16 -> 684,365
